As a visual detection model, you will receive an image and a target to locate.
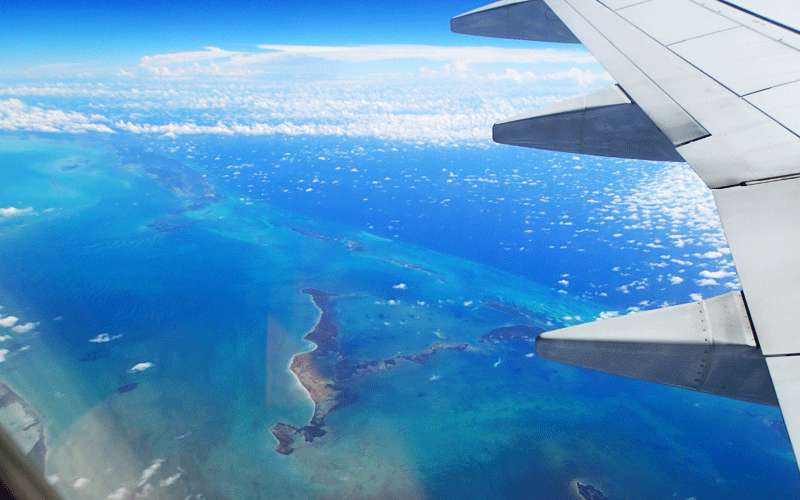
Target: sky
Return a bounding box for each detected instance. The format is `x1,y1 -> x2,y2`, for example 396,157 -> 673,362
0,0 -> 614,143
0,0 -> 550,75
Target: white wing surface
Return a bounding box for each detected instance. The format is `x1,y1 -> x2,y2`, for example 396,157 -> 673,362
452,0 -> 800,468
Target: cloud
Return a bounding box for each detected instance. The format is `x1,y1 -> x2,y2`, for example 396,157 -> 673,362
0,99 -> 113,134
0,316 -> 18,328
0,207 -> 34,218
72,477 -> 90,489
139,44 -> 598,78
128,362 -> 154,373
160,472 -> 181,487
89,333 -> 123,343
11,322 -> 37,334
699,269 -> 735,280
0,349 -> 9,363
138,459 -> 164,487
107,487 -> 131,500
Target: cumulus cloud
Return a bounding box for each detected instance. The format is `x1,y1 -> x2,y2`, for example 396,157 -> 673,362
138,459 -> 164,487
107,487 -> 131,500
72,477 -> 89,489
89,333 -> 123,343
128,362 -> 154,373
11,322 -> 37,334
0,207 -> 34,218
139,44 -> 598,78
699,269 -> 735,280
0,99 -> 113,134
160,472 -> 182,487
0,316 -> 18,328
0,349 -> 9,363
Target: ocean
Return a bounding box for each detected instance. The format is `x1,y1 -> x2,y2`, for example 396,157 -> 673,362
0,133 -> 795,499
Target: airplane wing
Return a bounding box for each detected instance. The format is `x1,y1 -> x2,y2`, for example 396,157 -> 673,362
452,0 -> 800,467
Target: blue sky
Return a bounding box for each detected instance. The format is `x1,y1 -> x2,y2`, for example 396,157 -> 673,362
1,0 -> 545,73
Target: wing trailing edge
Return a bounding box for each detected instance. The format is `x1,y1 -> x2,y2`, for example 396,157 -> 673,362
536,292 -> 778,405
451,0 -> 579,43
492,85 -> 684,161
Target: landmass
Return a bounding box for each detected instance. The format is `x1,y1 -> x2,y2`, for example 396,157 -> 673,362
481,325 -> 543,345
290,227 -> 363,252
117,148 -> 219,210
335,342 -> 475,379
270,289 -> 475,455
0,383 -> 46,472
569,479 -> 608,500
481,297 -> 542,322
270,289 -> 343,455
116,383 -> 138,394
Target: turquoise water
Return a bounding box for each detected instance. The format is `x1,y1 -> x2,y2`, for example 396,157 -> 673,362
0,134 -> 796,499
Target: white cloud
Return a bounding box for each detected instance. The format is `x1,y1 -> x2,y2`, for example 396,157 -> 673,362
0,349 -> 9,363
160,472 -> 181,487
107,487 -> 131,500
139,44 -> 597,78
0,316 -> 18,328
138,459 -> 164,487
128,362 -> 154,373
0,207 -> 34,218
11,322 -> 37,334
696,278 -> 718,287
0,99 -> 113,134
392,283 -> 407,290
89,333 -> 123,343
72,477 -> 90,489
669,276 -> 684,285
699,269 -> 734,280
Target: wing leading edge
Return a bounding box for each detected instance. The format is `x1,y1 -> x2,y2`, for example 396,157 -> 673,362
452,0 -> 800,469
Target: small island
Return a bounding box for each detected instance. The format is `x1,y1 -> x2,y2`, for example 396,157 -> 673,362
481,324 -> 543,344
271,288 -> 476,455
570,479 -> 608,500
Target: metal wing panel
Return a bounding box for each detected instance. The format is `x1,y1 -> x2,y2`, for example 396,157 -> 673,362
767,357 -> 800,464
617,0 -> 738,46
451,0 -> 579,42
542,0 -> 710,146
670,26 -> 800,96
723,0 -> 800,33
492,85 -> 684,161
712,178 -> 800,356
746,80 -> 800,133
535,292 -> 776,405
544,0 -> 800,187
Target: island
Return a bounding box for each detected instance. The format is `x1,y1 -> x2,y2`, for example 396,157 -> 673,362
570,479 -> 608,500
271,288 -> 476,455
481,324 -> 543,344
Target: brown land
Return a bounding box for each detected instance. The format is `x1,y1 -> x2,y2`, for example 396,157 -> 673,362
270,289 -> 475,455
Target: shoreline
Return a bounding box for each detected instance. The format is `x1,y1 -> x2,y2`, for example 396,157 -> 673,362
271,288 -> 341,455
270,287 -> 478,455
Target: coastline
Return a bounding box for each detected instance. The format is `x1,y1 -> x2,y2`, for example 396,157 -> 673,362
271,288 -> 341,455
270,287 -> 479,455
